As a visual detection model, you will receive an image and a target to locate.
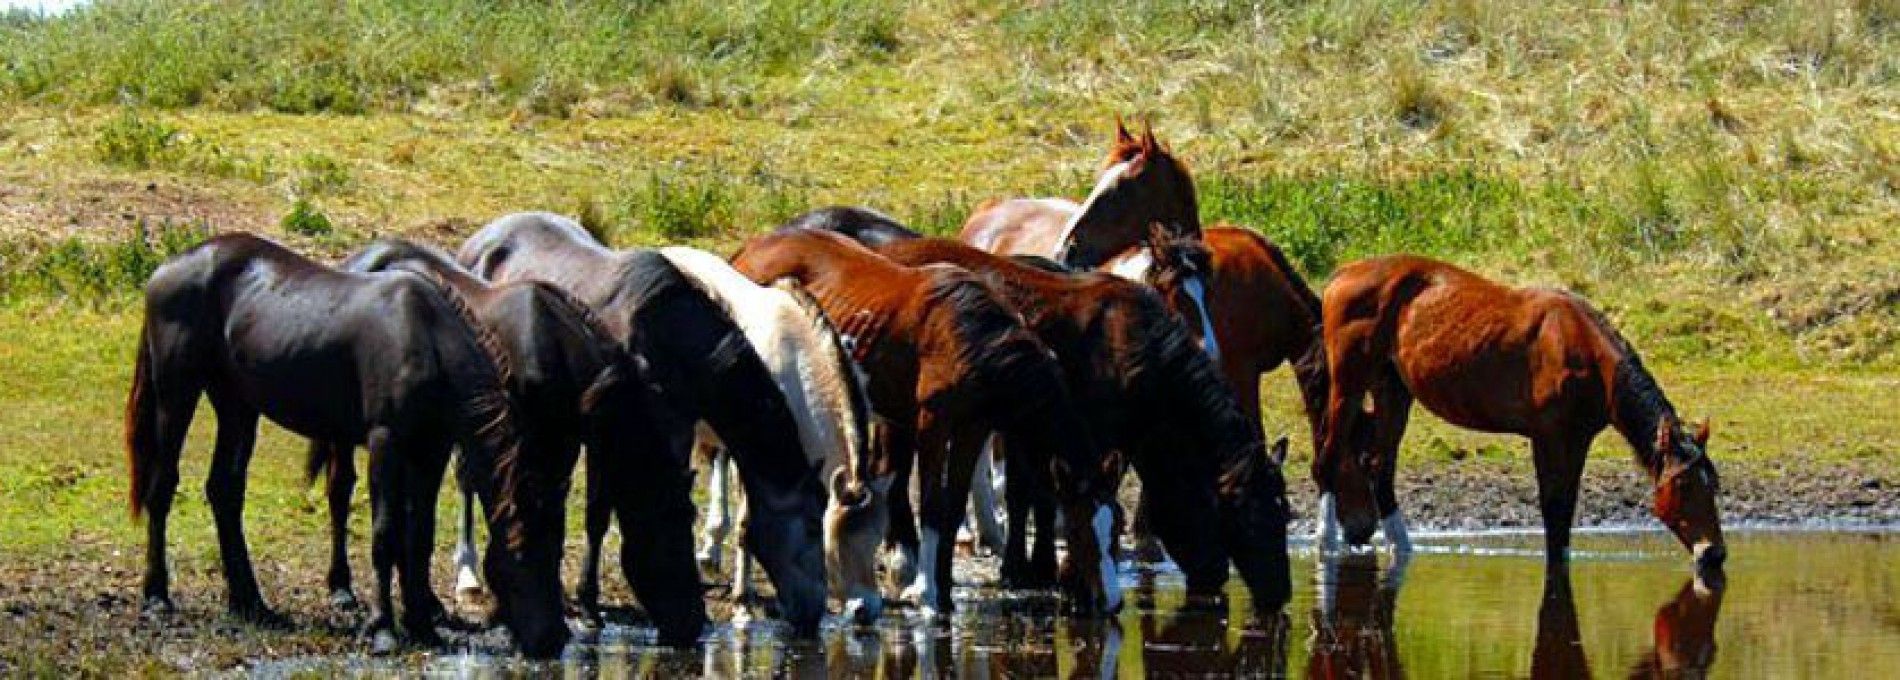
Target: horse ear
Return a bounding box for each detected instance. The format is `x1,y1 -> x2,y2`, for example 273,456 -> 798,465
1140,120 -> 1158,153
1693,418 -> 1711,447
1115,115 -> 1135,145
1269,436 -> 1290,467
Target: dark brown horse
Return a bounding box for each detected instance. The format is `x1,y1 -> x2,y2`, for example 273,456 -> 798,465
126,233 -> 571,657
325,239 -> 706,642
795,224 -> 1292,610
457,213 -> 829,636
1316,255 -> 1726,569
730,229 -> 1122,618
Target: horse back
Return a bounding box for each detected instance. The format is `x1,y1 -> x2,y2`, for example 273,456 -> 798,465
957,198 -> 1074,255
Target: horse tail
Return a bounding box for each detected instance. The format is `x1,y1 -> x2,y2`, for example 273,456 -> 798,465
420,275 -> 532,551
125,324 -> 157,521
304,441 -> 336,487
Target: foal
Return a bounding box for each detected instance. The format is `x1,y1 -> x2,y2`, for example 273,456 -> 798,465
326,239 -> 707,644
732,229 -> 1123,618
126,233 -> 570,657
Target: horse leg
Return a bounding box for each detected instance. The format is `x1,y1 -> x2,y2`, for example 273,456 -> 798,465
137,375 -> 200,617
998,433 -> 1034,587
731,486 -> 755,610
202,391 -> 281,627
967,433 -> 1006,556
362,428 -> 403,655
576,453 -> 614,627
320,441 -> 360,610
451,449 -> 483,597
696,440 -> 731,576
1531,434 -> 1591,563
880,421 -> 921,594
908,421 -> 981,620
1370,373 -> 1414,554
1026,437 -> 1059,589
396,436 -> 456,645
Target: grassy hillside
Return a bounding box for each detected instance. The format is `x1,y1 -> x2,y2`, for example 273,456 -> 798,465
2,0 -> 1893,366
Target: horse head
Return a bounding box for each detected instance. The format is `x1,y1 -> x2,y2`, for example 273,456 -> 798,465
1136,223 -> 1222,364
1055,119 -> 1201,270
1652,417 -> 1725,571
825,465 -> 892,625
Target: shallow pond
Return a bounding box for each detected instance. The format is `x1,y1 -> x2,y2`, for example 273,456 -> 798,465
251,528 -> 1897,677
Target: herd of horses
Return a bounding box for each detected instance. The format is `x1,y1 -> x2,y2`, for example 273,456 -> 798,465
122,120 -> 1727,659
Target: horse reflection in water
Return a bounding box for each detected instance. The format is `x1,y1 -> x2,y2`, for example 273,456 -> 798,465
1307,554 -> 1409,679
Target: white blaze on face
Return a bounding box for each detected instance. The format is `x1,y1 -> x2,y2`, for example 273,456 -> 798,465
1182,275 -> 1221,365
1093,504 -> 1122,613
1106,249 -> 1154,281
1054,160 -> 1135,258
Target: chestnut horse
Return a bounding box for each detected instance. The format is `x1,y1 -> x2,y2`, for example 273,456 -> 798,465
731,229 -> 1122,618
793,222 -> 1293,610
126,233 -> 571,657
1316,255 -> 1725,569
324,239 -> 706,642
458,213 -> 829,635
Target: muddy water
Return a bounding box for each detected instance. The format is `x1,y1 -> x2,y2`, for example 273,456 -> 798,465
249,529 -> 1897,677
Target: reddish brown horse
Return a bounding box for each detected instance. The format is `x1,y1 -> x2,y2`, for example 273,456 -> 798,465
1316,255 -> 1725,569
832,232 -> 1293,610
731,229 -> 1122,618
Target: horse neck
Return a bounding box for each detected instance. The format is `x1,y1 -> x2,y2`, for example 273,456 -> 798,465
1607,351 -> 1677,480
1144,316 -> 1258,474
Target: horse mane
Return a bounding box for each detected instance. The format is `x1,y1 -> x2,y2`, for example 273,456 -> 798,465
1571,294 -> 1687,475
413,267 -> 534,549
1126,288 -> 1268,480
921,269 -> 1066,414
521,279 -> 631,417
775,278 -> 874,483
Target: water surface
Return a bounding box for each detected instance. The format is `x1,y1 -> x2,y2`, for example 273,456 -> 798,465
251,529 -> 1899,677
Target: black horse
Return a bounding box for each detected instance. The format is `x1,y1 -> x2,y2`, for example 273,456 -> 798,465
323,238 -> 707,644
126,233 -> 571,657
458,212 -> 829,635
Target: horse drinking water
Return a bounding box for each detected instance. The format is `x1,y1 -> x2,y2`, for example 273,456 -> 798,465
323,238 -> 707,645
125,233 -> 572,657
731,229 -> 1124,618
1315,255 -> 1725,569
458,213 -> 831,635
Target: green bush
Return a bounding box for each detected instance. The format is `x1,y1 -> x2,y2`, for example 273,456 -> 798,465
94,110 -> 178,168
0,220 -> 206,301
280,199 -> 334,237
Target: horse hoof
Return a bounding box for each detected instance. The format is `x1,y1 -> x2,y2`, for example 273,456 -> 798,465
232,603 -> 293,630
367,629 -> 401,656
140,596 -> 175,620
434,612 -> 483,634
329,589 -> 360,611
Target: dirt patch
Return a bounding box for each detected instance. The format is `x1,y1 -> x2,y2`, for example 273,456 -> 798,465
0,168 -> 279,245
